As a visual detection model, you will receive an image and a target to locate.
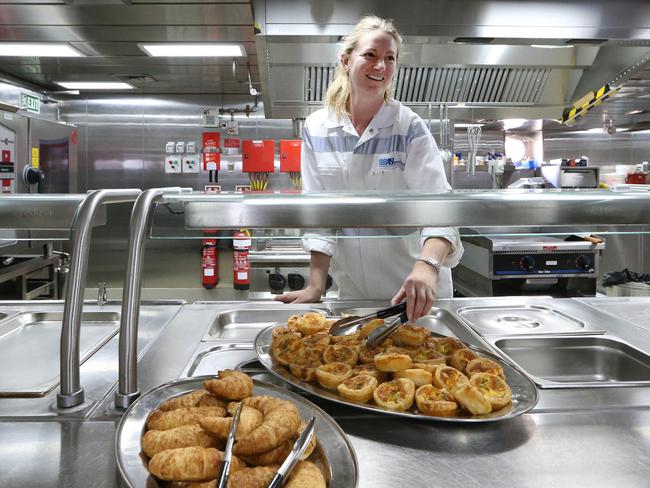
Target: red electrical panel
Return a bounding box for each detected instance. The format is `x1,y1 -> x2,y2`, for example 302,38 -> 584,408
242,139 -> 275,173
279,140 -> 301,173
202,132 -> 221,171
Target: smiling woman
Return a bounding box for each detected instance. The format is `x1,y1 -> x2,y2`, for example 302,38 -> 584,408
274,15 -> 464,322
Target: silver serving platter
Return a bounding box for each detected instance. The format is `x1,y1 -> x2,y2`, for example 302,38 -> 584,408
115,376 -> 358,487
255,323 -> 539,423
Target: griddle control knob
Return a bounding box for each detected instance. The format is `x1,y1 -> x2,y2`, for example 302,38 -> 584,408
287,273 -> 305,290
576,254 -> 592,271
268,273 -> 286,293
520,256 -> 536,272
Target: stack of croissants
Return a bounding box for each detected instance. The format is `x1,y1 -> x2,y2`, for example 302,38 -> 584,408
271,312 -> 513,417
141,370 -> 326,487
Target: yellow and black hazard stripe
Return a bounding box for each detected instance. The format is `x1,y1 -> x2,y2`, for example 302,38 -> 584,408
561,84 -> 616,125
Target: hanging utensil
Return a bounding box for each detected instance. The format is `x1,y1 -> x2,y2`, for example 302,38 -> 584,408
329,302 -> 407,337
267,416 -> 316,488
467,125 -> 482,176
216,402 -> 243,488
365,312 -> 409,349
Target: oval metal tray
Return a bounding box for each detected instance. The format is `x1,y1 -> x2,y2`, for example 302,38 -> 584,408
255,323 -> 539,423
115,376 -> 358,487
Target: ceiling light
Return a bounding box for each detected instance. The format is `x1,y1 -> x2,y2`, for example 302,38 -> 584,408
55,82 -> 134,90
455,123 -> 484,128
0,43 -> 82,57
626,109 -> 645,115
139,44 -> 245,57
531,44 -> 574,49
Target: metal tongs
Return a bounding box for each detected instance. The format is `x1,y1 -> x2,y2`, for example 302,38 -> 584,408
329,302 -> 407,337
365,311 -> 409,348
216,402 -> 243,488
267,416 -> 316,488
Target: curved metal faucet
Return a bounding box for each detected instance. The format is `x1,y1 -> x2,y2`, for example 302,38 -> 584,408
57,189 -> 141,409
115,187 -> 188,409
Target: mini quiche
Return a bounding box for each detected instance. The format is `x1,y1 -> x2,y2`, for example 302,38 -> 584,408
373,378 -> 416,411
337,374 -> 378,403
415,384 -> 458,417
470,372 -> 512,410
315,362 -> 353,390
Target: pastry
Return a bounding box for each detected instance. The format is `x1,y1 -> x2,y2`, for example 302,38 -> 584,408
227,465 -> 279,487
470,372 -> 512,410
449,348 -> 478,372
374,352 -> 412,372
412,347 -> 446,363
159,389 -> 226,411
147,406 -> 226,431
301,331 -> 331,348
203,370 -> 254,401
435,337 -> 467,356
271,333 -> 303,367
391,324 -> 431,347
358,318 -> 385,339
351,363 -> 389,382
322,344 -> 358,366
394,368 -> 433,387
241,439 -> 292,466
296,312 -> 329,335
141,424 -> 219,458
315,362 -> 353,390
289,354 -> 323,382
411,361 -> 444,375
373,378 -> 416,411
233,396 -> 301,456
148,446 -> 244,482
285,461 -> 326,488
465,357 -> 505,379
453,384 -> 492,415
415,384 -> 457,417
337,374 -> 378,403
198,405 -> 264,440
433,366 -> 469,393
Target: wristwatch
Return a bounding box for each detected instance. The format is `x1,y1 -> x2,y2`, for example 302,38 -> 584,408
416,256 -> 441,273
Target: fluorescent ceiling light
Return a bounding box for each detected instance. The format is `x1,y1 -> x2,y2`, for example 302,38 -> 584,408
455,123 -> 484,128
531,44 -> 574,49
0,43 -> 82,57
56,82 -> 134,90
140,43 -> 244,57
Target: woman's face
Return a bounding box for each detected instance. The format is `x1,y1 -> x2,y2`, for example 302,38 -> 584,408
342,30 -> 398,101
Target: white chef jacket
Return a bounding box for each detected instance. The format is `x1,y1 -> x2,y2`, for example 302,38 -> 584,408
301,99 -> 463,300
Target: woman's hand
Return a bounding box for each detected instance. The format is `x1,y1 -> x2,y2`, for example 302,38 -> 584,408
391,261 -> 438,322
274,285 -> 324,304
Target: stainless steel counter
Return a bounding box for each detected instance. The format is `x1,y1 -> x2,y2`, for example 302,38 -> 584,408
3,298 -> 650,487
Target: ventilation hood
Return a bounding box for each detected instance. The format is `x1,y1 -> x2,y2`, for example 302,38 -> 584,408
254,0 -> 650,121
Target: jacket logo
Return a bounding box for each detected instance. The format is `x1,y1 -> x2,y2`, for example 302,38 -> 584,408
377,155 -> 404,170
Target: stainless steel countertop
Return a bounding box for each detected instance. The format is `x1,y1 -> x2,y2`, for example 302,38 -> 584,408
3,298 -> 650,487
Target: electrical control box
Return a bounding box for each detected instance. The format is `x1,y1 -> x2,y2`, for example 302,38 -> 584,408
279,139 -> 302,172
186,141 -> 197,154
182,155 -> 199,173
175,141 -> 185,154
165,141 -> 176,154
242,139 -> 275,173
165,156 -> 182,173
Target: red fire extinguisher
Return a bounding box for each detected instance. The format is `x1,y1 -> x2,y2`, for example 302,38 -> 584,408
201,238 -> 219,289
233,229 -> 251,290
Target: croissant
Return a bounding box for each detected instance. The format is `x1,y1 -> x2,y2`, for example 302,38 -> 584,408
228,465 -> 279,488
141,424 -> 219,457
233,396 -> 301,456
159,389 -> 227,411
147,406 -> 226,431
199,406 -> 264,440
148,446 -> 244,482
203,370 -> 254,401
240,439 -> 292,466
284,461 -> 326,488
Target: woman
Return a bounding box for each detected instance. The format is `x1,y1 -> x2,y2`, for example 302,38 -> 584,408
275,15 -> 463,322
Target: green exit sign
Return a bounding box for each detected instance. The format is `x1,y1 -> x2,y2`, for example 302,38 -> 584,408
20,93 -> 40,114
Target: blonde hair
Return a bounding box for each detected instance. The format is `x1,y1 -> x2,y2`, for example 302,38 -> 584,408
324,15 -> 403,117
